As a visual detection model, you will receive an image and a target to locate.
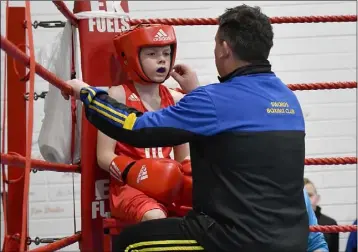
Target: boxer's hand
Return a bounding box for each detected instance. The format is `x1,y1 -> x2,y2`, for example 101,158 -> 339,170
170,64 -> 200,93
174,159 -> 192,207
62,79 -> 89,100
111,156 -> 184,204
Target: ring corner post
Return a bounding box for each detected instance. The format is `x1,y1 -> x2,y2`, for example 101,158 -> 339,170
4,6 -> 28,252
80,108 -> 107,252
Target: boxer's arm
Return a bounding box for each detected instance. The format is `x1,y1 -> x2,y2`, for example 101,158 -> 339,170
304,189 -> 329,252
80,86 -> 218,148
173,144 -> 190,162
169,89 -> 190,162
96,86 -> 126,171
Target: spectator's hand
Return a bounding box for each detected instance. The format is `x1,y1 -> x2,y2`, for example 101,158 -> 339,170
170,64 -> 200,93
62,79 -> 89,100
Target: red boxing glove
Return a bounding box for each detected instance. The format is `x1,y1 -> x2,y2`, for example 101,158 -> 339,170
175,159 -> 193,207
181,159 -> 192,176
109,155 -> 134,182
110,156 -> 184,204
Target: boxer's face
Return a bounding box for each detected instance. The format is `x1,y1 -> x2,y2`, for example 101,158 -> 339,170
305,183 -> 320,210
139,45 -> 171,83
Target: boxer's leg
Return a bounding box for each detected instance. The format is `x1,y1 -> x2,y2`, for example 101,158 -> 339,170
141,208 -> 166,222
112,217 -> 205,252
110,184 -> 167,223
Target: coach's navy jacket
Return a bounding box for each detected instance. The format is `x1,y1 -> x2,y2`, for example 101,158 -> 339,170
80,61 -> 309,252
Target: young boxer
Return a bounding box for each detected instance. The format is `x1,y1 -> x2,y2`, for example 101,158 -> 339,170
96,24 -> 193,224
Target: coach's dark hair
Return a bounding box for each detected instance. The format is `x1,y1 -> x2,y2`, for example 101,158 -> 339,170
217,5 -> 274,62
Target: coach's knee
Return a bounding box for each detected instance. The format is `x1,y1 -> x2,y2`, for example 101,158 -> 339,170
141,209 -> 166,222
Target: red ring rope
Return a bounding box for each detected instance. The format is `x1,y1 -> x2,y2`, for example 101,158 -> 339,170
305,157 -> 357,165
288,81 -> 357,91
128,15 -> 357,26
52,1 -> 78,27
47,4 -> 357,26
103,219 -> 357,233
310,225 -> 357,233
27,233 -> 81,252
0,155 -> 354,175
0,153 -> 80,173
0,35 -> 357,95
0,35 -> 73,96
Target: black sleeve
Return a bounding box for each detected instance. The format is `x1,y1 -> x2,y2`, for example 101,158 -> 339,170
330,232 -> 339,252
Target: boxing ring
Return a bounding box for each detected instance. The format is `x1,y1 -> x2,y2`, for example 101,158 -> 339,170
0,1 -> 357,251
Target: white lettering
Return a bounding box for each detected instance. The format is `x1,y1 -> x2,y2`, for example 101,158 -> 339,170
98,1 -> 105,9
96,18 -> 107,32
90,1 -> 127,13
88,18 -> 96,32
106,1 -> 114,12
90,1 -> 128,13
107,1 -> 128,13
92,201 -> 100,219
90,1 -> 100,11
114,18 -> 122,32
120,16 -> 130,32
106,18 -> 115,32
92,200 -> 109,219
95,179 -> 109,200
99,200 -> 107,217
88,17 -> 130,33
153,37 -> 171,42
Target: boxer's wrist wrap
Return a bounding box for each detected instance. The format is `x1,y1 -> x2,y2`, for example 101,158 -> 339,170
121,161 -> 136,183
109,160 -> 135,183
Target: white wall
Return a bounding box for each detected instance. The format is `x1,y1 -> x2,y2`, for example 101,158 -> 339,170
1,1 -> 356,251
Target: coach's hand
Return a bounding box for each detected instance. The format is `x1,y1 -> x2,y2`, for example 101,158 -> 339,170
170,64 -> 200,93
62,79 -> 89,100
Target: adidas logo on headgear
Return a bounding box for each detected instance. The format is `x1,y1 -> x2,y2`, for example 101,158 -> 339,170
153,29 -> 171,41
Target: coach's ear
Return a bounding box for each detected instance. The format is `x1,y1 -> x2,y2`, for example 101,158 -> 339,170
221,40 -> 232,59
214,30 -> 230,60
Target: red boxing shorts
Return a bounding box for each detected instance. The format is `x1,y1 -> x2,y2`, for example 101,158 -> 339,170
110,183 -> 168,224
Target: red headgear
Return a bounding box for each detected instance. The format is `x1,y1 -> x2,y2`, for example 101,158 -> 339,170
113,24 -> 177,84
